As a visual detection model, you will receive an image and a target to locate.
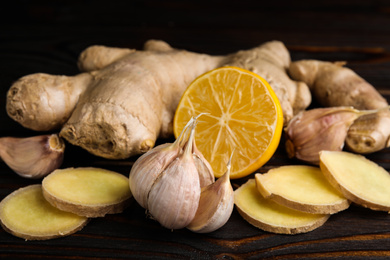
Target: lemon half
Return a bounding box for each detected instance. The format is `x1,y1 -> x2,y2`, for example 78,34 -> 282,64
173,66 -> 283,179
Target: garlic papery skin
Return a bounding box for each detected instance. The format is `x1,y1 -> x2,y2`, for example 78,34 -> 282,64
187,156 -> 234,233
0,134 -> 65,178
147,126 -> 201,229
285,106 -> 376,165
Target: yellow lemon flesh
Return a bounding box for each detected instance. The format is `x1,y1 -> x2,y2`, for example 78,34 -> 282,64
173,66 -> 283,179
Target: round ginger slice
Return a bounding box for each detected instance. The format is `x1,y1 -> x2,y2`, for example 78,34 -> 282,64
0,185 -> 88,240
42,167 -> 132,217
234,179 -> 330,235
173,66 -> 283,179
255,165 -> 350,214
319,150 -> 390,212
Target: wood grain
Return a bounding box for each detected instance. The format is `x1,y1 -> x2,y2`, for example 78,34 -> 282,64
1,1 -> 390,259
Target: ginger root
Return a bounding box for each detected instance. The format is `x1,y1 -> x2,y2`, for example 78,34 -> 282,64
289,59 -> 390,154
7,40 -> 310,159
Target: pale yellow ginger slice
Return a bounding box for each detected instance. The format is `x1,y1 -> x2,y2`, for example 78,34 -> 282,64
319,150 -> 390,212
234,179 -> 329,235
0,185 -> 88,240
255,165 -> 350,214
42,167 -> 132,217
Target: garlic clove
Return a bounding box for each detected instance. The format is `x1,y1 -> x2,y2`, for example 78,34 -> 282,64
147,126 -> 201,230
186,114 -> 215,187
147,151 -> 200,229
192,136 -> 215,188
187,154 -> 234,233
129,117 -> 196,209
129,142 -> 181,209
193,151 -> 215,188
284,106 -> 376,165
0,134 -> 65,178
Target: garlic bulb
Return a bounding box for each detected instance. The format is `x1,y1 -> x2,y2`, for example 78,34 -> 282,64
129,117 -> 209,229
148,138 -> 200,229
129,118 -> 195,209
187,153 -> 234,233
129,142 -> 181,209
0,134 -> 65,178
285,106 -> 379,165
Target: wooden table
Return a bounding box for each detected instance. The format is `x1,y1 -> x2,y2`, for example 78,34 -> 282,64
1,1 -> 390,259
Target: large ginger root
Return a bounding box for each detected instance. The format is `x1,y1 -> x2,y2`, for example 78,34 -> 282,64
6,40 -> 310,159
77,40 -> 310,124
289,59 -> 390,154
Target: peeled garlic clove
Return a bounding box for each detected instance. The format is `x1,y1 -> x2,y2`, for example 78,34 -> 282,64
0,134 -> 65,178
187,156 -> 234,233
147,133 -> 200,229
285,106 -> 367,165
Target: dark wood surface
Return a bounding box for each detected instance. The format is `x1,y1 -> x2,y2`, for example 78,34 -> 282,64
2,1 -> 390,259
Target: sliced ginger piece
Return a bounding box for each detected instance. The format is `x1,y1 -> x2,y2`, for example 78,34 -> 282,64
42,167 -> 132,217
0,185 -> 88,240
234,179 -> 329,235
255,165 -> 350,214
319,150 -> 390,211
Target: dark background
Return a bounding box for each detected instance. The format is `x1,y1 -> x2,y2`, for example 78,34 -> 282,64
1,1 -> 390,259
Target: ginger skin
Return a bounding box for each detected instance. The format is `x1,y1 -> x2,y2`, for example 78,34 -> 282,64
6,73 -> 91,131
77,45 -> 136,72
62,41 -> 224,158
289,60 -> 390,154
6,40 -> 310,159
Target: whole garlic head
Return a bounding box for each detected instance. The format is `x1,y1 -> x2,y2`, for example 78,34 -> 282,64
147,142 -> 200,229
129,117 -> 208,229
